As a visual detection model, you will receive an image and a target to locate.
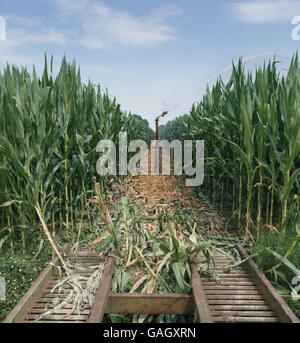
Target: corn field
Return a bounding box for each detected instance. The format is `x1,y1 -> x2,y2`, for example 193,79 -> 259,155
1,54 -> 300,323
0,55 -> 299,250
183,56 -> 300,234
0,56 -> 144,253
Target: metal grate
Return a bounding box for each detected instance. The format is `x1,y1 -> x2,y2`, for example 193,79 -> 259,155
24,253 -> 105,323
199,253 -> 279,323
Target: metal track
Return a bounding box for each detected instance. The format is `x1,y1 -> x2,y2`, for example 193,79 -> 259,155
4,248 -> 115,323
193,244 -> 299,323
23,253 -> 110,323
4,244 -> 299,323
196,254 -> 277,322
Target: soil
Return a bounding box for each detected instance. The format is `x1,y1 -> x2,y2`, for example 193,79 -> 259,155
106,148 -> 233,237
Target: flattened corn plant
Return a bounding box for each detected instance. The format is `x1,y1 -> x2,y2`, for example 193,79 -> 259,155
183,56 -> 300,237
89,184 -> 242,323
0,56 -> 145,252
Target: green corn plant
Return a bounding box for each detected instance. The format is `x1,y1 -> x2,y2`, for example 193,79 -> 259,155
0,55 -> 143,251
182,55 -> 300,235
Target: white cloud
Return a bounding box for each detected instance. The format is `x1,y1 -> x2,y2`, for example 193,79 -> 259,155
53,0 -> 88,13
0,15 -> 68,67
54,0 -> 181,49
230,0 -> 300,23
0,1 -> 180,71
2,15 -> 67,47
0,1 -> 181,68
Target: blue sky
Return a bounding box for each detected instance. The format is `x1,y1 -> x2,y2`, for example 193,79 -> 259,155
0,0 -> 300,128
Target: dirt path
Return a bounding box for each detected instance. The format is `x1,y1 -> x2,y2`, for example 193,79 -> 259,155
107,148 -> 227,236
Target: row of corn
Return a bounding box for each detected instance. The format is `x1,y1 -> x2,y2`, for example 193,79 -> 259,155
0,56 -> 149,252
182,56 -> 300,234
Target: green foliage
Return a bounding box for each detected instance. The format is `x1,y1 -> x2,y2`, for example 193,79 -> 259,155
159,115 -> 188,141
250,231 -> 300,319
183,56 -> 300,233
252,232 -> 300,281
128,114 -> 155,144
0,244 -> 52,321
0,55 -> 153,252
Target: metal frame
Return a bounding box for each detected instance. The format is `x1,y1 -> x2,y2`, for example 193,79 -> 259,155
237,244 -> 299,323
4,245 -> 300,323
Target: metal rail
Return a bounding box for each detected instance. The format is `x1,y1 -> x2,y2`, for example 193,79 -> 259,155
4,245 -> 299,323
195,247 -> 299,323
